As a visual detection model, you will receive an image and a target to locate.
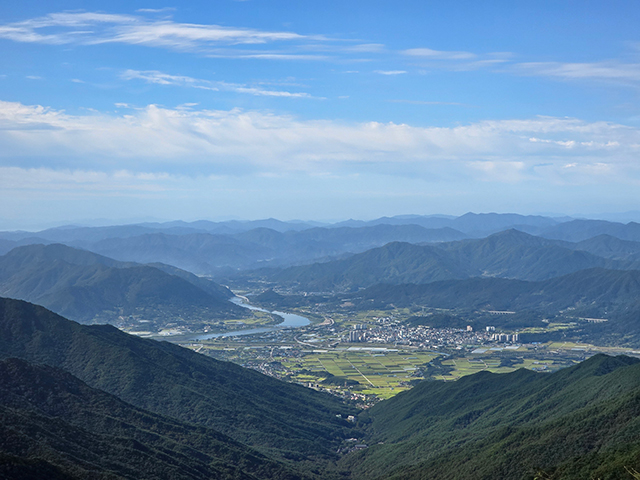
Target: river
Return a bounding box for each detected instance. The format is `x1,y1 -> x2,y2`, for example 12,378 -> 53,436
181,296 -> 311,341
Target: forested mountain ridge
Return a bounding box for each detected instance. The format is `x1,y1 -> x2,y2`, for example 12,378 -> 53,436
342,354 -> 640,480
0,297 -> 358,467
0,357 -> 304,480
0,244 -> 242,323
268,230 -> 639,292
79,224 -> 469,274
357,267 -> 640,314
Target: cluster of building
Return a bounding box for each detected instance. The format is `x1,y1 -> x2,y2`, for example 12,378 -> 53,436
490,333 -> 520,342
344,324 -> 490,347
343,323 -> 520,347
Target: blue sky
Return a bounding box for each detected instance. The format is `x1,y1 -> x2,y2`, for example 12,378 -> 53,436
1,1 -> 640,228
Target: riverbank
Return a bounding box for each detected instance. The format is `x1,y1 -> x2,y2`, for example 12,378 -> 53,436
157,296 -> 311,343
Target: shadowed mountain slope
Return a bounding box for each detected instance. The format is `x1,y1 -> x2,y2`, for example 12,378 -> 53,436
0,358 -> 303,480
0,298 -> 357,464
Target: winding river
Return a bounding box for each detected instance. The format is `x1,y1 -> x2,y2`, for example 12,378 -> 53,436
183,296 -> 311,341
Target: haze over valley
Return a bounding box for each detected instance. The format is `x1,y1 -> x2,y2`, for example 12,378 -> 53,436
3,1 -> 640,478
2,212 -> 640,478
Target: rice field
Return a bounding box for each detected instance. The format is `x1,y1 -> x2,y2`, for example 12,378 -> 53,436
284,350 -> 438,398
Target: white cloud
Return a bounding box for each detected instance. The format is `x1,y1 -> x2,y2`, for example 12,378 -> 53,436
513,61 -> 640,86
0,166 -> 173,193
135,8 -> 177,13
0,11 -> 310,53
347,43 -> 385,53
0,11 -> 387,63
389,99 -> 470,107
1,100 -> 639,186
403,47 -> 476,60
207,52 -> 329,60
121,69 -> 313,97
374,70 -> 407,75
402,48 -> 511,72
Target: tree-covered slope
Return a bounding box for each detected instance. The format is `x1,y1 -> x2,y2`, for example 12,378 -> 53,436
0,298 -> 357,464
0,244 -> 241,323
0,358 -> 303,480
357,268 -> 640,317
271,242 -> 472,292
342,354 -> 640,480
269,230 -> 633,292
436,229 -> 624,280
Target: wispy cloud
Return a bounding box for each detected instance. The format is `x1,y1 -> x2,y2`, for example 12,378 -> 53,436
121,69 -> 314,97
374,70 -> 407,75
388,99 -> 473,107
206,52 -> 330,60
403,47 -> 476,60
1,100 -> 639,186
348,43 -> 385,53
135,8 -> 176,13
513,61 -> 640,86
402,48 -> 511,71
0,11 -> 319,56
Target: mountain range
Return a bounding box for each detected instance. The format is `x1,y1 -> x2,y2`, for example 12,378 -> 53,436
7,213 -> 640,276
267,229 -> 640,292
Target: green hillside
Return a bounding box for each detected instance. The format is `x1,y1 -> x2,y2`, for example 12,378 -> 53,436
269,230 -> 635,292
272,241 -> 471,292
0,244 -> 242,323
342,354 -> 640,480
0,297 -> 358,466
0,358 -> 302,480
358,268 -> 640,315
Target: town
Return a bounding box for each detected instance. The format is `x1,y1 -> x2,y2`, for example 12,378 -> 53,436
157,299 -> 639,403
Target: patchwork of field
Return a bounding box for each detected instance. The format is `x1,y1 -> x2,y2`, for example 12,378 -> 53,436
285,349 -> 575,396
189,336 -> 638,400
284,350 -> 438,398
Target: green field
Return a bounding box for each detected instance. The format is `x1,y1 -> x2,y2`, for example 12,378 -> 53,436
190,335 -> 640,401
283,350 -> 438,398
